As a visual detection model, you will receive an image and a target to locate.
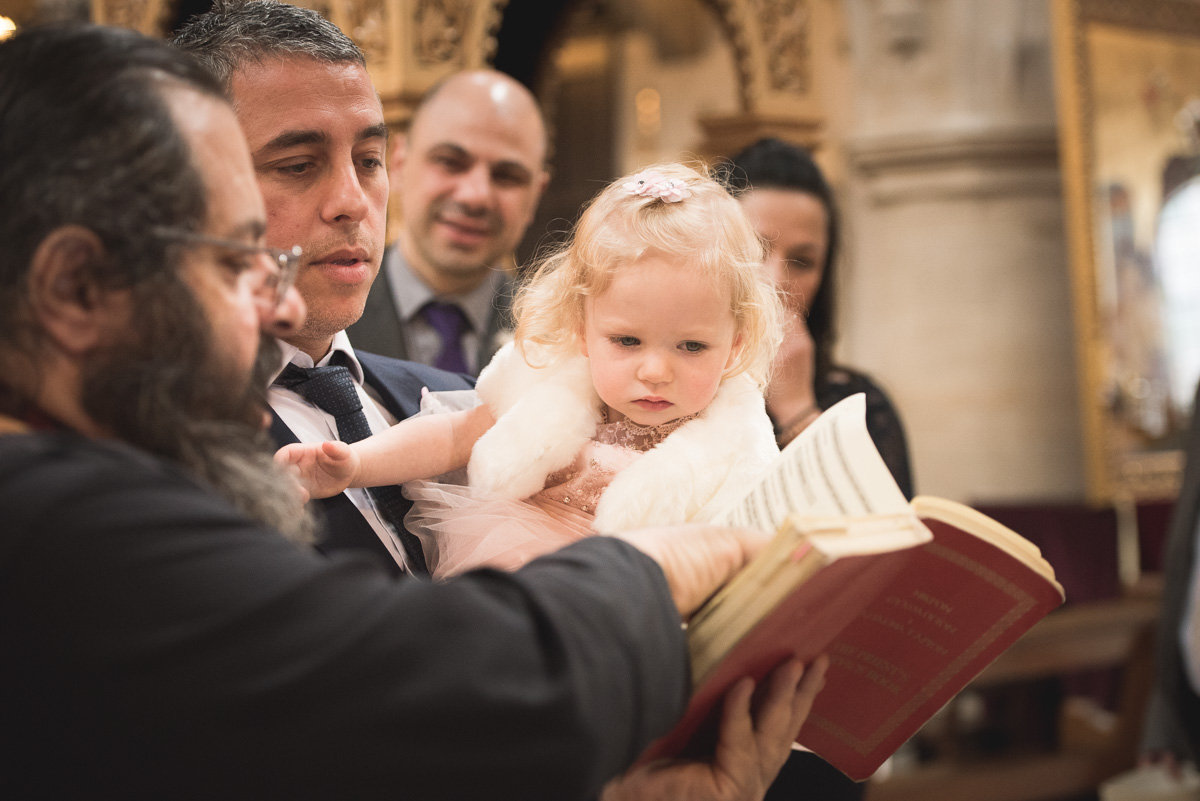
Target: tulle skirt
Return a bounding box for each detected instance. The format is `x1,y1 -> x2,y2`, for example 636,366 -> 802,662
404,480 -> 596,580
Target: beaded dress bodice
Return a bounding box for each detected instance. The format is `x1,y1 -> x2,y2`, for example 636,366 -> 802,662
531,413 -> 696,516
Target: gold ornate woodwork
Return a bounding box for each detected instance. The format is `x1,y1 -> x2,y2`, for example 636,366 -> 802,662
700,0 -> 827,156
413,0 -> 470,66
1052,0 -> 1200,501
346,0 -> 388,63
695,109 -> 824,162
751,0 -> 811,94
88,0 -> 831,146
91,0 -> 168,36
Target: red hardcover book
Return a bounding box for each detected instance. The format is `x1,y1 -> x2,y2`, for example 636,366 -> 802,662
637,395 -> 1065,781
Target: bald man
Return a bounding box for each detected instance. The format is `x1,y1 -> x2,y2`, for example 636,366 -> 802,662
348,70 -> 550,373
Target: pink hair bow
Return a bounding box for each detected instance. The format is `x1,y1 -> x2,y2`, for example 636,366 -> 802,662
622,170 -> 691,203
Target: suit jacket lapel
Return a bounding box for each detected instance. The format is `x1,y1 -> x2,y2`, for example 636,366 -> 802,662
357,356 -> 426,420
477,274 -> 515,371
345,263 -> 408,361
268,411 -> 299,448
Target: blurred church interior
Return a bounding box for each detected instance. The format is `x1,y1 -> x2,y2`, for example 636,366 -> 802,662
5,0 -> 1200,798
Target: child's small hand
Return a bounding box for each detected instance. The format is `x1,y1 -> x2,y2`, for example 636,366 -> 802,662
274,440 -> 360,501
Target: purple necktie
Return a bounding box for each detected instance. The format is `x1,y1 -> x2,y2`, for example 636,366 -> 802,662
422,300 -> 470,375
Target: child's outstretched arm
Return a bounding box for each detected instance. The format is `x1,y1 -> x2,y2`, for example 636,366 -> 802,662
276,402 -> 496,500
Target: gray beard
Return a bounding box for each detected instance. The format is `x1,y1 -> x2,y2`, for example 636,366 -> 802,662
79,277 -> 315,543
177,418 -> 317,546
176,336 -> 316,544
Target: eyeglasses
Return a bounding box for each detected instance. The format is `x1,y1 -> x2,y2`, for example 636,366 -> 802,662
152,226 -> 302,308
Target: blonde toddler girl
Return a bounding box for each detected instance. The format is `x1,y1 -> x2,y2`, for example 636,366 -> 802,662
279,163 -> 784,578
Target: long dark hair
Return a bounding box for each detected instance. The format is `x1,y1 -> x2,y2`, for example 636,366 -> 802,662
725,137 -> 839,382
0,24 -> 315,540
0,23 -> 224,414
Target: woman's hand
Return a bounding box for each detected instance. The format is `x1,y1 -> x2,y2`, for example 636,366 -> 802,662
766,313 -> 820,444
601,655 -> 830,801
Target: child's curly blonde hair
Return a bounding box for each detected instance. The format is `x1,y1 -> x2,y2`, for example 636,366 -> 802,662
513,162 -> 782,388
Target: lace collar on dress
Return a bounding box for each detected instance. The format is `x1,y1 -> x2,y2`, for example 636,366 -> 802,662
596,407 -> 698,451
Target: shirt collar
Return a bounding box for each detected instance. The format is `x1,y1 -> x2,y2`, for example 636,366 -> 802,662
386,244 -> 507,335
269,330 -> 365,386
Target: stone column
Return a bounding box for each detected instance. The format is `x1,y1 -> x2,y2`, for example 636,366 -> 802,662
840,0 -> 1085,501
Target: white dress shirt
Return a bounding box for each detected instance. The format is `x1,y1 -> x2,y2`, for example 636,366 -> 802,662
267,331 -> 409,571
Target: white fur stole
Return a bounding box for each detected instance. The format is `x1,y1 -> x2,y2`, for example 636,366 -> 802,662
468,342 -> 779,532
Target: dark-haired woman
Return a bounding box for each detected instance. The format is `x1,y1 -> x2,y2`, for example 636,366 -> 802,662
729,138 -> 914,498
728,138 -> 917,801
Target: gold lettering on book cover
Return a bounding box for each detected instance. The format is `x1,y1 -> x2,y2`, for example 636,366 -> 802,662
809,543 -> 1038,754
415,0 -> 470,66
829,643 -> 909,696
885,593 -> 958,636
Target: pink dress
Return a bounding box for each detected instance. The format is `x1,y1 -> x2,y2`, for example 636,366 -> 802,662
404,413 -> 694,580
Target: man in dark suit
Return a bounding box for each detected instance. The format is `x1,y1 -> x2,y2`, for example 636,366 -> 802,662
1142,380 -> 1200,766
346,69 -> 549,374
175,5 -> 476,576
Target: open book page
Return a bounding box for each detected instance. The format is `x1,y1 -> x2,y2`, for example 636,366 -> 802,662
687,394 -> 933,685
691,395 -> 923,649
714,394 -> 910,530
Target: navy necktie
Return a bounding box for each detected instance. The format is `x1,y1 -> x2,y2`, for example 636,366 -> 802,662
274,361 -> 429,576
421,300 -> 470,375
